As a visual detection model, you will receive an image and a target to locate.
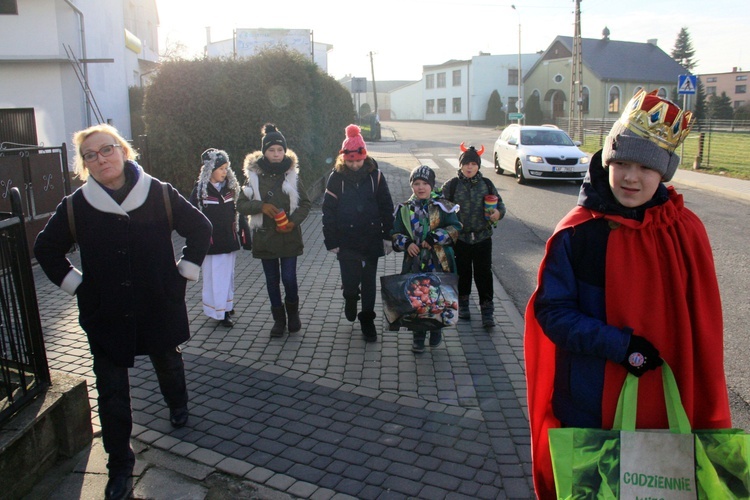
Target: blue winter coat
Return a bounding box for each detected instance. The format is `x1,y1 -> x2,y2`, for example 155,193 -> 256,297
322,157 -> 394,260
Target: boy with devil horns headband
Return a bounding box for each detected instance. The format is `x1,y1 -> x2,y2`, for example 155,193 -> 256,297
440,143 -> 505,328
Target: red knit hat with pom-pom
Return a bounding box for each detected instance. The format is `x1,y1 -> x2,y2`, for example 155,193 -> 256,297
340,124 -> 367,161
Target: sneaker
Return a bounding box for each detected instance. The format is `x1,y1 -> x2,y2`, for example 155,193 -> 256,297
412,333 -> 426,353
429,330 -> 443,348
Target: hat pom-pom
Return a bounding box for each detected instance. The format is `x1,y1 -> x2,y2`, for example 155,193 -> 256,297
345,124 -> 361,138
262,123 -> 278,136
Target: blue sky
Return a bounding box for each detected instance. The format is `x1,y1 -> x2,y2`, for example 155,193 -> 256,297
156,0 -> 748,81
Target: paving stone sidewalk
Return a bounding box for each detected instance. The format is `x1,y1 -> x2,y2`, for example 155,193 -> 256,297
30,148 -> 533,499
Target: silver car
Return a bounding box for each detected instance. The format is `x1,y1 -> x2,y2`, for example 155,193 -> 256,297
493,124 -> 590,184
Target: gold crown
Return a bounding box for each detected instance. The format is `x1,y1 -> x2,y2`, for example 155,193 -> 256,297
619,89 -> 693,153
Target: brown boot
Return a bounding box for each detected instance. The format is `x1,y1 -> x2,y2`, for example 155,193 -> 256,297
286,300 -> 302,333
270,306 -> 286,337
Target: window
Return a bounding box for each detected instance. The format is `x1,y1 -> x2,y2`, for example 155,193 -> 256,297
737,75 -> 748,81
426,99 -> 435,114
706,77 -> 717,83
734,101 -> 745,109
706,86 -> 716,96
633,86 -> 643,96
437,73 -> 446,88
657,87 -> 667,98
437,98 -> 446,113
452,70 -> 461,86
736,85 -> 747,94
0,0 -> 18,14
581,87 -> 590,114
608,86 -> 621,113
425,74 -> 434,89
452,98 -> 461,113
553,73 -> 564,84
508,69 -> 519,86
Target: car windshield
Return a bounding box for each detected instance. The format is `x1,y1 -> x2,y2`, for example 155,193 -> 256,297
520,130 -> 575,146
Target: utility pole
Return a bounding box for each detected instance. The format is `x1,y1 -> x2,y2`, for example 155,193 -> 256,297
369,51 -> 378,114
569,0 -> 584,142
511,5 -> 522,124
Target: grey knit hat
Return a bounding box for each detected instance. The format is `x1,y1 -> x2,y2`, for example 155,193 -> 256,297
602,89 -> 693,182
409,165 -> 436,188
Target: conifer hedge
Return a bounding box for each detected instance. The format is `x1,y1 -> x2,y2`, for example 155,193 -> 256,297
142,47 -> 355,195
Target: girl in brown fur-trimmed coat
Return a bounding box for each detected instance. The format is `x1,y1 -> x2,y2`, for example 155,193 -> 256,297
236,124 -> 311,337
322,124 -> 394,342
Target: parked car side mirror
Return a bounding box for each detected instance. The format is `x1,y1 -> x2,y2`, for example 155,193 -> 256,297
574,141 -> 582,147
507,138 -> 518,146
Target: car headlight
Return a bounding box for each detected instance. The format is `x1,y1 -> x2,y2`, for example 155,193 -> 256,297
527,155 -> 544,163
580,156 -> 590,164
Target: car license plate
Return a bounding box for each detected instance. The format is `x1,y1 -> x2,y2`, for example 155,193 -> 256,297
553,166 -> 574,172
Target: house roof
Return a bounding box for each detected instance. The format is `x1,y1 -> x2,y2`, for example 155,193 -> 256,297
339,78 -> 418,93
526,35 -> 689,84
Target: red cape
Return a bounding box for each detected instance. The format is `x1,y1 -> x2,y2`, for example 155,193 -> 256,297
524,187 -> 731,499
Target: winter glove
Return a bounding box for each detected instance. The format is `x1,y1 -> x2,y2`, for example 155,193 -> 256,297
329,247 -> 339,254
383,240 -> 393,256
423,232 -> 437,248
262,203 -> 279,218
620,334 -> 663,377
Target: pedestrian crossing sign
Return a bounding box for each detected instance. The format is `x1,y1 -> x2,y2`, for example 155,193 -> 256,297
678,74 -> 697,95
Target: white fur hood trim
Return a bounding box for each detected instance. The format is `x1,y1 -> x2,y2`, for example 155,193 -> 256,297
242,150 -> 300,230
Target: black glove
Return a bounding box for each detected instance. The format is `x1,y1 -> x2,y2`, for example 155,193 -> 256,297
620,334 -> 663,377
424,232 -> 437,247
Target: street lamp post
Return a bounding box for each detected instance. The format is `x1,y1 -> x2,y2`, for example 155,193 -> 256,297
512,5 -> 522,124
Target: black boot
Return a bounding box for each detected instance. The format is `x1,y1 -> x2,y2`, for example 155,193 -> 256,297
358,311 -> 377,342
480,300 -> 495,328
343,291 -> 360,322
458,295 -> 471,320
429,329 -> 443,347
412,332 -> 426,353
286,300 -> 302,333
270,306 -> 286,337
219,311 -> 235,327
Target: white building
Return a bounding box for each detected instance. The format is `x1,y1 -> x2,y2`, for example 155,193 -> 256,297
0,0 -> 159,148
390,53 -> 539,122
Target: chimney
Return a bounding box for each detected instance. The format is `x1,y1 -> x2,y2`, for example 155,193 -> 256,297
647,39 -> 658,46
733,67 -> 738,72
206,26 -> 212,45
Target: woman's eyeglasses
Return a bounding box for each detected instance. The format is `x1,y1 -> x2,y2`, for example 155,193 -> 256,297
82,144 -> 121,163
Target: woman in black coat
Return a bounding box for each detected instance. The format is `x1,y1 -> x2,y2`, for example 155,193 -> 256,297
34,124 -> 211,500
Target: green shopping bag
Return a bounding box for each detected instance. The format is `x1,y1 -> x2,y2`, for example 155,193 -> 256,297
548,363 -> 750,499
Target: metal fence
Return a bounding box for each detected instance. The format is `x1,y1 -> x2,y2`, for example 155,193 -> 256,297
0,187 -> 50,424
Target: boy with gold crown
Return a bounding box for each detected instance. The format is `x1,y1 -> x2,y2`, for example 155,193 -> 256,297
523,90 -> 731,499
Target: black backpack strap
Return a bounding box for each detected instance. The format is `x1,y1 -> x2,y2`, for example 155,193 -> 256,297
66,195 -> 76,242
483,177 -> 495,194
162,183 -> 173,232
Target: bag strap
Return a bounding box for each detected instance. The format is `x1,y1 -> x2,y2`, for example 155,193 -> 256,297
66,195 -> 76,242
162,183 -> 173,232
613,362 -> 691,433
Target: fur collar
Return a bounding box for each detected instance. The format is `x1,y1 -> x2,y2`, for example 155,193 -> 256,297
241,149 -> 301,230
81,161 -> 153,214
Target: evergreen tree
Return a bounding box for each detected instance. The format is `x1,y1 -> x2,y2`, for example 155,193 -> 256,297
707,92 -> 734,119
733,103 -> 750,121
525,92 -> 544,125
693,79 -> 708,127
671,27 -> 697,70
485,90 -> 506,127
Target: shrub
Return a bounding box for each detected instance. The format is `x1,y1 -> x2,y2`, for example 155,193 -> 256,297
142,47 -> 355,195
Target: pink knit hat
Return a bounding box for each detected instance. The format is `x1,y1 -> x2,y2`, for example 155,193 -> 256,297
340,124 -> 367,161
